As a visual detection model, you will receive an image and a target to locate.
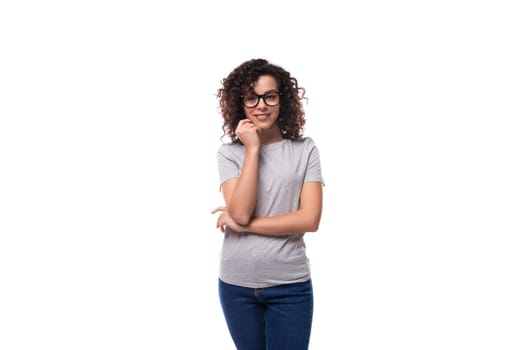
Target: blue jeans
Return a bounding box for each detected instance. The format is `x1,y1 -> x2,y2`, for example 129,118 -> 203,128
219,278 -> 314,350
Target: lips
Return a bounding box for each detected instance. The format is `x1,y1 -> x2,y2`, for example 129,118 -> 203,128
253,113 -> 270,120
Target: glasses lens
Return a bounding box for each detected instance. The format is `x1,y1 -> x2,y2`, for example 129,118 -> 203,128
263,92 -> 280,106
243,95 -> 259,108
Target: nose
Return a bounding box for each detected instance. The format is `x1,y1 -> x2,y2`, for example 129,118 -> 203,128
255,98 -> 267,109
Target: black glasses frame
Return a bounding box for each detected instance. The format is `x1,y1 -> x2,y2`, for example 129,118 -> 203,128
241,91 -> 282,108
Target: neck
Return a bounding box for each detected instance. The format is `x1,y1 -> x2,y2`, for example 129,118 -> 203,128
259,125 -> 283,145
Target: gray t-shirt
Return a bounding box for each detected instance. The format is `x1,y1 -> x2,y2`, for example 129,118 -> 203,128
217,137 -> 324,288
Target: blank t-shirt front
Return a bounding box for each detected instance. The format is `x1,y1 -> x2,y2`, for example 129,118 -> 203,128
217,137 -> 324,288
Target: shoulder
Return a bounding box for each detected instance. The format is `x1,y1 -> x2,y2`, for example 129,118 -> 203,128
290,137 -> 317,150
217,142 -> 244,157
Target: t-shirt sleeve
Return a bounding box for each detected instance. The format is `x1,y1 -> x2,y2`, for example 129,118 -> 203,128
217,145 -> 240,190
304,139 -> 325,185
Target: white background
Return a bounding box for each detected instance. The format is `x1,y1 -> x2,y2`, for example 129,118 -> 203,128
1,1 -> 524,349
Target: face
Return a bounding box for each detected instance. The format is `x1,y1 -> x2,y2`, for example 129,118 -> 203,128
242,75 -> 281,131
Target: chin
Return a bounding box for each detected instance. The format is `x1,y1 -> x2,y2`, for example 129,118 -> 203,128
256,122 -> 277,130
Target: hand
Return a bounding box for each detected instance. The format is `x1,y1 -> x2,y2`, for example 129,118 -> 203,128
211,206 -> 246,233
235,119 -> 260,149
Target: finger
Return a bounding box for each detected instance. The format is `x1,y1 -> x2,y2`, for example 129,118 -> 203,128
217,219 -> 224,232
240,125 -> 258,134
211,206 -> 226,214
240,119 -> 254,127
237,119 -> 249,128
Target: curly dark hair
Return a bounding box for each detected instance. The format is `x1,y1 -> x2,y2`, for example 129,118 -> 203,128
217,58 -> 306,143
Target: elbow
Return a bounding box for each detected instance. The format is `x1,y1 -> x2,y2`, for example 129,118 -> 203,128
306,218 -> 321,233
307,213 -> 322,232
230,212 -> 251,226
299,209 -> 321,233
308,223 -> 320,232
236,217 -> 251,226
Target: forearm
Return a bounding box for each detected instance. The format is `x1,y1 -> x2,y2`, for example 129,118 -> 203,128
227,148 -> 259,224
243,209 -> 320,236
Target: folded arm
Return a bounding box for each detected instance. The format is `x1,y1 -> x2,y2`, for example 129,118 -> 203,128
220,148 -> 259,225
215,181 -> 323,236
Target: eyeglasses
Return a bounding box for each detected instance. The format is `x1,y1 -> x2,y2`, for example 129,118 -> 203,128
241,91 -> 281,108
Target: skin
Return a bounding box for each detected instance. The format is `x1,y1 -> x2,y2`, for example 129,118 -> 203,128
212,75 -> 323,236
240,74 -> 283,146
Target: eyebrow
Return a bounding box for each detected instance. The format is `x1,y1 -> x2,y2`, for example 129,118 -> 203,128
246,89 -> 279,95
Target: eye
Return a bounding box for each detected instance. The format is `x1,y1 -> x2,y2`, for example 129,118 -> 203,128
243,95 -> 258,104
265,92 -> 279,102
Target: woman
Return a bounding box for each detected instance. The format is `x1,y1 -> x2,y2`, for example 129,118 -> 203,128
212,58 -> 324,350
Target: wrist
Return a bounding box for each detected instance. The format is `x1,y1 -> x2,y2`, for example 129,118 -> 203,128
245,145 -> 260,154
